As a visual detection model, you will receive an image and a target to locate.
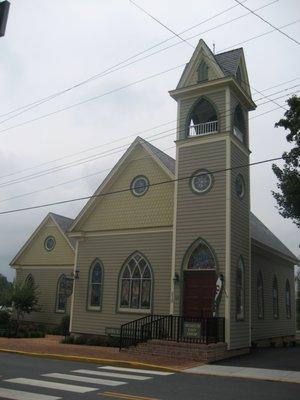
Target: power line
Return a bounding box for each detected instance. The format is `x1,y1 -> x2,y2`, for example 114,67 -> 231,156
0,87 -> 297,190
0,156 -> 283,215
0,0 -> 251,123
0,0 -> 281,129
129,0 -> 289,112
0,97 -> 290,203
0,87 -> 296,190
234,0 -> 300,46
1,75 -> 298,182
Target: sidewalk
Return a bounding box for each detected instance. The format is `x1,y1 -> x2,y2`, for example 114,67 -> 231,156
0,335 -> 197,370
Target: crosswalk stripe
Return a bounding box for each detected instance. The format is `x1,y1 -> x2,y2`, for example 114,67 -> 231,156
99,366 -> 174,376
72,369 -> 151,381
42,373 -> 126,387
5,378 -> 97,393
0,387 -> 61,400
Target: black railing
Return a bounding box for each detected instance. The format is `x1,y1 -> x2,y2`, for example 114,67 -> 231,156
119,315 -> 225,350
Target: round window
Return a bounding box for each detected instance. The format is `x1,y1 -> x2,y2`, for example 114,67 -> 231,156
131,176 -> 149,197
44,236 -> 56,251
191,170 -> 212,194
235,174 -> 245,199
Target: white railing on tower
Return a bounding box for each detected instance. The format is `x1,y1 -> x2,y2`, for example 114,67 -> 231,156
188,121 -> 218,136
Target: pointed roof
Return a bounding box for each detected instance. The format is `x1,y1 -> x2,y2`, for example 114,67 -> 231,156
139,137 -> 175,174
215,48 -> 243,77
49,213 -> 76,248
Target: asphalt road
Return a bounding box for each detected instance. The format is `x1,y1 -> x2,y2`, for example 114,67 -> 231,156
0,353 -> 299,400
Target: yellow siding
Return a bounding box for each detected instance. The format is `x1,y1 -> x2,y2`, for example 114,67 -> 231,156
17,221 -> 74,266
15,267 -> 72,325
77,144 -> 174,232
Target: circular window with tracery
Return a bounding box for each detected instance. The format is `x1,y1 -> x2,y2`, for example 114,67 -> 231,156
235,174 -> 245,199
131,176 -> 149,197
44,236 -> 56,251
190,169 -> 213,194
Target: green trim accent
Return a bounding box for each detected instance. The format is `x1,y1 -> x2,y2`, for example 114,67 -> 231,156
130,175 -> 149,197
115,251 -> 154,314
86,258 -> 104,312
184,95 -> 220,138
189,169 -> 214,195
44,235 -> 56,252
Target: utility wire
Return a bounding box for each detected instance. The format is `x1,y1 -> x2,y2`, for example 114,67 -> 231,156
1,75 -> 298,182
234,0 -> 300,46
0,156 -> 283,215
0,0 -> 281,128
0,88 -> 296,189
0,87 -> 297,190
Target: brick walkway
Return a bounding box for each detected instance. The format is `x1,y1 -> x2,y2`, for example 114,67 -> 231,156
0,335 -> 198,369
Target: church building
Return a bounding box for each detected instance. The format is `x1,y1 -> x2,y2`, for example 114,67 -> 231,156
10,40 -> 297,357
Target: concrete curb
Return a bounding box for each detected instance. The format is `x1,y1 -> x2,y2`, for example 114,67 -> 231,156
0,348 -> 181,373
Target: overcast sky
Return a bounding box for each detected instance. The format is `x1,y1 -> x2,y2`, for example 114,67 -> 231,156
1,0 -> 299,281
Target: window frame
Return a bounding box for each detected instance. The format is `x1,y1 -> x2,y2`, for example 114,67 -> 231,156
25,273 -> 35,289
55,274 -> 67,314
236,256 -> 245,321
285,279 -> 291,319
272,275 -> 279,319
257,271 -> 264,320
118,252 -> 153,313
190,169 -> 213,195
44,235 -> 56,251
87,259 -> 104,311
130,175 -> 149,197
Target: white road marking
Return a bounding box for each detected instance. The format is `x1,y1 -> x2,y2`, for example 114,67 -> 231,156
5,378 -> 96,393
42,373 -> 126,387
0,387 -> 61,400
99,366 -> 174,376
72,369 -> 151,381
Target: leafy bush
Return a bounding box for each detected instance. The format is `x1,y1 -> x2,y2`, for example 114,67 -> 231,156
62,334 -> 120,347
0,309 -> 10,326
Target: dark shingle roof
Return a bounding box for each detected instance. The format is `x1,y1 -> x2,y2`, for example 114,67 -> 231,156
50,212 -> 76,249
214,48 -> 243,77
139,143 -> 297,262
250,213 -> 297,262
140,137 -> 175,174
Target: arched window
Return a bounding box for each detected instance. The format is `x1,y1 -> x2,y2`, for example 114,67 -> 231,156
187,98 -> 218,136
273,276 -> 279,319
25,274 -> 35,289
286,279 -> 291,319
236,257 -> 245,320
88,260 -> 103,310
119,253 -> 152,311
233,105 -> 246,142
186,240 -> 216,270
56,274 -> 67,313
197,60 -> 208,82
257,271 -> 264,319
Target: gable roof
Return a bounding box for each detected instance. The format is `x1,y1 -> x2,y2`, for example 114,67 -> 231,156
10,212 -> 75,266
69,136 -> 175,232
250,213 -> 298,263
49,213 -> 76,248
215,48 -> 243,77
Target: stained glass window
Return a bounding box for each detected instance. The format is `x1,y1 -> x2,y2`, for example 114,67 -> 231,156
119,253 -> 152,310
88,261 -> 103,310
191,170 -> 212,194
56,275 -> 67,313
286,279 -> 291,319
187,241 -> 216,270
44,236 -> 56,251
236,257 -> 245,320
273,276 -> 279,319
25,274 -> 35,289
131,176 -> 149,197
257,271 -> 264,319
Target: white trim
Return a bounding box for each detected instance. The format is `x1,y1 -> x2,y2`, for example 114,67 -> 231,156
69,137 -> 174,232
13,265 -> 73,270
225,87 -> 231,131
225,136 -> 231,348
176,132 -> 229,148
69,227 -> 173,238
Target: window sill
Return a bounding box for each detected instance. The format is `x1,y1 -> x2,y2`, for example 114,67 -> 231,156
118,308 -> 151,314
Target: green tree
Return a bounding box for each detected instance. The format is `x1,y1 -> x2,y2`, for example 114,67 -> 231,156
0,273 -> 11,293
0,282 -> 40,334
272,96 -> 300,227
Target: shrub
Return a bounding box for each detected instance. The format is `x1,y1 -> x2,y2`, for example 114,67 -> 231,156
74,335 -> 87,345
0,309 -> 10,326
60,315 -> 70,337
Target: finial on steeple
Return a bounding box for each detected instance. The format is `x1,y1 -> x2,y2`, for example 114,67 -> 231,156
213,41 -> 216,54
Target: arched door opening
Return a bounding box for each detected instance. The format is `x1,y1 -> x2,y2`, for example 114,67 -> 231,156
182,239 -> 217,318
187,98 -> 218,137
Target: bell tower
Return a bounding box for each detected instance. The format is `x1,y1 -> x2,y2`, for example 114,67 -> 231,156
169,40 -> 256,349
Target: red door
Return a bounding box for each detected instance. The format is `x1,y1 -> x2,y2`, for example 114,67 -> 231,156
183,271 -> 216,318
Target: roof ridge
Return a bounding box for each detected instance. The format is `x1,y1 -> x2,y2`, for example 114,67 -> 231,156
215,47 -> 243,56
